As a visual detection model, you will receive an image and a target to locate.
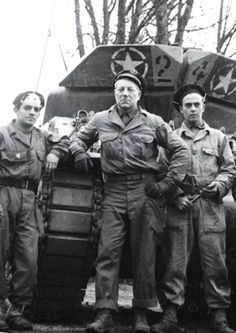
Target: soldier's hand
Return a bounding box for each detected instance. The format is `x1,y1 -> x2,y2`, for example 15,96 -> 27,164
202,181 -> 219,199
45,153 -> 59,172
145,183 -> 163,199
175,196 -> 193,211
74,152 -> 94,173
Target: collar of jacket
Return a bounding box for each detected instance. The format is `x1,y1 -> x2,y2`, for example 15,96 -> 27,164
6,120 -> 43,146
7,119 -> 35,136
107,104 -> 149,130
178,121 -> 211,137
108,104 -> 148,116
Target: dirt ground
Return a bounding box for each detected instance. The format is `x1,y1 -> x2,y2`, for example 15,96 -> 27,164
26,281 -> 138,332
14,281 -> 235,333
12,282 -> 130,332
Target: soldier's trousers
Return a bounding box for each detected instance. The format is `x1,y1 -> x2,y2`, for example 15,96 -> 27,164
94,174 -> 165,311
0,186 -> 39,307
162,197 -> 231,309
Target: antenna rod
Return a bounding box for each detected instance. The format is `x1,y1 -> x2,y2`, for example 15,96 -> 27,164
58,43 -> 68,72
36,0 -> 57,91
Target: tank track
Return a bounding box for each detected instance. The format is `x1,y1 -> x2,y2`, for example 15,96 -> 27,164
32,167 -> 102,322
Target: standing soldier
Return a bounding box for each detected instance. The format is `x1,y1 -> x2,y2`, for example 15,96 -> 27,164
148,85 -> 236,333
0,91 -> 70,331
70,69 -> 189,333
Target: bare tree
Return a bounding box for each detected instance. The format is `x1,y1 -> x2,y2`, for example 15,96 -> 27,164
127,0 -> 142,43
115,0 -> 126,43
74,0 -> 194,48
174,0 -> 194,46
102,0 -> 117,44
84,0 -> 101,46
153,0 -> 169,44
73,0 -> 236,59
217,0 -> 236,55
127,1 -> 155,43
74,0 -> 85,57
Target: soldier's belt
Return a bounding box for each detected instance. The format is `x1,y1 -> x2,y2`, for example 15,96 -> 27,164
0,178 -> 38,193
106,173 -> 155,182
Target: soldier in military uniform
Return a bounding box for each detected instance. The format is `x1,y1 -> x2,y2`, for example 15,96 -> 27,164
70,69 -> 189,333
149,85 -> 236,333
0,91 -> 70,331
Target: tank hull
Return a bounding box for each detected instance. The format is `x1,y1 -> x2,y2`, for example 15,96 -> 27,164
34,44 -> 236,320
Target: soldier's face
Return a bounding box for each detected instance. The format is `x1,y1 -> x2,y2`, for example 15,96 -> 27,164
180,93 -> 205,124
15,94 -> 41,127
114,79 -> 141,110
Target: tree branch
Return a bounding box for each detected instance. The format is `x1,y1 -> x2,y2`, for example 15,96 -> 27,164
74,0 -> 85,57
84,0 -> 101,45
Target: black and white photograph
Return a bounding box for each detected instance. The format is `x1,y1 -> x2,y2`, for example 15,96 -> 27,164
1,1 -> 236,332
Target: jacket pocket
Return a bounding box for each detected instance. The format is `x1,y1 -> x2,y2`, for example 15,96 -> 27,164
201,147 -> 219,173
1,150 -> 29,163
100,133 -> 119,159
202,147 -> 218,156
130,134 -> 156,160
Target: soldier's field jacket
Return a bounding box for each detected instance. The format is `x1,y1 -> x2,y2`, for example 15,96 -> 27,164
0,120 -> 70,184
175,122 -> 236,199
70,104 -> 189,186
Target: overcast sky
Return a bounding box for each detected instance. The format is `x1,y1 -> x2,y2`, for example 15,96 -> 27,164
0,0 -> 235,126
0,0 -> 77,125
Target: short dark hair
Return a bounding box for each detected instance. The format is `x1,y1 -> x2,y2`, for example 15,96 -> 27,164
13,91 -> 45,110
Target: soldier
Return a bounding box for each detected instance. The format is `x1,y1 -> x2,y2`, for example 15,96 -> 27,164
0,91 -> 70,331
70,69 -> 189,333
149,85 -> 236,333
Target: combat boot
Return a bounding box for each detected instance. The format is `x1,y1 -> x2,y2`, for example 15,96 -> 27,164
4,299 -> 33,331
151,303 -> 177,333
86,309 -> 114,333
133,308 -> 150,333
212,309 -> 236,333
0,302 -> 9,332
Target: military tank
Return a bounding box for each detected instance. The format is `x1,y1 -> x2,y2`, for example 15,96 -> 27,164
32,44 -> 236,322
